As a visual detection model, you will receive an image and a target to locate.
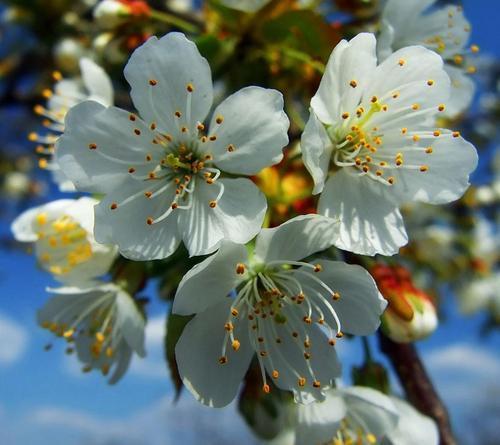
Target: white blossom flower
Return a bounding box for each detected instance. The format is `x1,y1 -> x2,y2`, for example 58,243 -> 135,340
30,58 -> 113,191
457,273 -> 500,322
301,33 -> 478,256
93,0 -> 132,28
11,197 -> 118,283
220,0 -> 271,13
57,32 -> 289,260
378,0 -> 477,117
173,215 -> 386,407
38,281 -> 146,384
276,386 -> 438,445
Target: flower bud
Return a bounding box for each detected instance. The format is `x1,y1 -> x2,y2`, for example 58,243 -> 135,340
54,38 -> 87,73
93,0 -> 150,29
372,265 -> 438,343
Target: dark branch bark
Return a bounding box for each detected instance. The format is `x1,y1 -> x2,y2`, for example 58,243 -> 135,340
378,333 -> 457,445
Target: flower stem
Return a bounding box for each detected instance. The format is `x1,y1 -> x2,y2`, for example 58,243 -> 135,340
378,332 -> 457,445
149,9 -> 200,34
280,47 -> 325,74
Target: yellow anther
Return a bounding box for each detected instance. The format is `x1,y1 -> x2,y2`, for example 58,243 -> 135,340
232,340 -> 240,351
413,135 -> 420,142
263,384 -> 270,393
312,380 -> 321,388
342,112 -> 350,120
398,58 -> 406,66
227,144 -> 235,152
427,79 -> 434,86
467,65 -> 477,74
438,104 -> 446,112
328,338 -> 336,346
236,263 -> 246,275
63,329 -> 75,339
313,264 -> 322,272
425,147 -> 433,154
36,213 -> 48,226
272,370 -> 279,379
420,165 -> 429,172
349,80 -> 357,88
106,347 -> 114,358
336,331 -> 344,338
453,131 -> 461,138
454,54 -> 464,64
411,103 -> 420,110
471,44 -> 480,53
298,377 -> 306,387
215,115 -> 224,124
388,177 -> 395,185
148,79 -> 157,86
401,128 -> 407,135
39,158 -> 48,169
231,308 -> 239,317
433,130 -> 441,137
366,433 -> 377,444
332,292 -> 341,300
224,322 -> 233,332
52,71 -> 62,81
209,200 -> 217,208
95,332 -> 105,343
186,83 -> 194,92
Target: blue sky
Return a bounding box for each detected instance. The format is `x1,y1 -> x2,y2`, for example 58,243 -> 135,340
0,1 -> 499,444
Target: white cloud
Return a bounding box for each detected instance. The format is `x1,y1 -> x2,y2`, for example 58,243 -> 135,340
426,343 -> 500,380
29,395 -> 258,445
0,311 -> 28,366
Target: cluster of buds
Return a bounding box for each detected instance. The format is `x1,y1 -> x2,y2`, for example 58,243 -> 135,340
371,265 -> 438,343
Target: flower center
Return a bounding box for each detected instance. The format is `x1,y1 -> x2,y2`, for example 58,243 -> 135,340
218,260 -> 344,394
35,212 -> 93,276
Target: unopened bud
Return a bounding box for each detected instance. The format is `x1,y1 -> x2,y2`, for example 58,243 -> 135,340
372,265 -> 438,343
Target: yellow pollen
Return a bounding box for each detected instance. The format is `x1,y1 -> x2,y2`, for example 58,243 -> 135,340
371,96 -> 378,103
209,200 -> 217,208
128,167 -> 136,173
467,65 -> 477,74
174,111 -> 182,118
224,322 -> 233,332
209,135 -> 217,141
39,159 -> 48,169
232,340 -> 240,351
263,384 -> 270,393
392,91 -> 400,99
438,104 -> 446,112
411,103 -> 420,110
425,147 -> 433,154
236,263 -> 246,275
471,44 -> 480,53
134,128 -> 141,136
36,213 -> 48,226
342,112 -> 349,120
272,370 -> 279,379
433,130 -> 441,137
298,377 -> 306,387
336,331 -> 344,338
171,202 -> 178,209
129,114 -> 136,121
349,80 -> 357,88
186,83 -> 194,92
366,433 -> 377,444
313,380 -> 321,388
149,79 -> 158,86
398,58 -> 406,66
110,202 -> 118,210
376,170 -> 383,176
95,332 -> 105,343
63,329 -> 74,339
454,54 -> 464,65
215,115 -> 224,124
401,128 -> 407,134
227,144 -> 235,152
388,177 -> 395,185
362,165 -> 369,173
150,122 -> 156,130
146,217 -> 154,225
304,352 -> 311,360
313,264 -> 322,272
413,135 -> 420,142
52,71 -> 62,81
106,347 -> 114,358
332,292 -> 340,300
427,79 -> 434,86
420,165 -> 429,172
88,143 -> 97,150
453,131 -> 461,138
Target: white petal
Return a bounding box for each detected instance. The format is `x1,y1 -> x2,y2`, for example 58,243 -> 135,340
175,299 -> 254,407
365,46 -> 450,132
108,346 -> 133,385
298,260 -> 386,336
173,241 -> 248,315
115,289 -> 146,357
11,199 -> 74,242
254,214 -> 338,263
311,33 -> 377,125
220,0 -> 271,13
295,391 -> 346,445
179,178 -> 266,257
64,196 -> 98,234
124,32 -> 213,135
300,112 -> 333,194
208,86 -> 289,175
318,170 -> 408,256
94,176 -> 181,260
57,100 -> 160,194
443,65 -> 475,117
386,132 -> 478,204
79,58 -> 114,106
341,387 -> 399,438
383,397 -> 439,445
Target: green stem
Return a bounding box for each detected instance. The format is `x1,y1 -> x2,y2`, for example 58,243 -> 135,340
280,47 -> 325,74
149,9 -> 200,34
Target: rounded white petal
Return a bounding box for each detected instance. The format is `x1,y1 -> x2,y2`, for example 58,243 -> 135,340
383,397 -> 439,445
297,260 -> 386,336
173,241 -> 248,315
254,214 -> 338,264
385,132 -> 478,205
94,176 -> 181,260
124,32 -> 213,135
57,101 -> 160,194
341,387 -> 399,438
178,178 -> 266,257
295,391 -> 346,445
175,299 -> 254,407
311,33 -> 377,126
443,65 -> 475,117
79,57 -> 114,106
300,112 -> 332,194
318,170 -> 408,256
209,86 -> 289,175
115,289 -> 146,357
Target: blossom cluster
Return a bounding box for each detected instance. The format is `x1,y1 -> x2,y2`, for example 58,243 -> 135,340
7,0 -> 489,443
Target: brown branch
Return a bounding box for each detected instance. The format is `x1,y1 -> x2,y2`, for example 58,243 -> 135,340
378,332 -> 456,445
